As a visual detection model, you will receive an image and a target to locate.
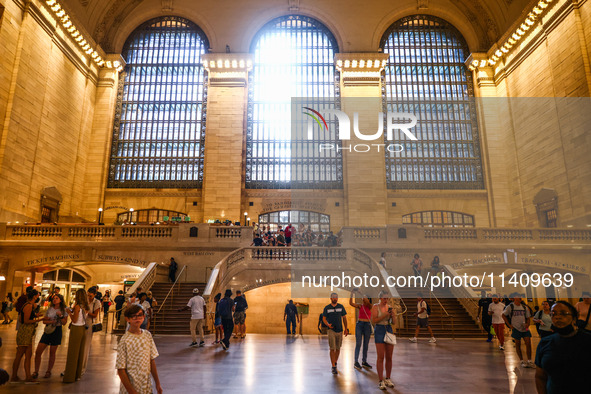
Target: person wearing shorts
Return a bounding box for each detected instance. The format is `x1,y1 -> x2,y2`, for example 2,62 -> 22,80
233,290 -> 248,339
503,294 -> 534,368
372,290 -> 396,390
322,293 -> 348,375
409,293 -> 436,343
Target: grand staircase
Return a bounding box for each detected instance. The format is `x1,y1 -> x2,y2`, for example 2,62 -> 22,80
149,281 -> 208,335
395,288 -> 483,338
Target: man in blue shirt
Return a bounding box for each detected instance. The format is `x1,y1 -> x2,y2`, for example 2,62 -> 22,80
284,300 -> 299,334
322,292 -> 349,375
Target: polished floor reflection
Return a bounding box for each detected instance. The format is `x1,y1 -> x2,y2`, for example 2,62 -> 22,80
0,324 -> 539,393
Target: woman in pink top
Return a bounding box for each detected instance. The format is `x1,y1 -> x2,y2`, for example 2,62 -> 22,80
349,289 -> 373,371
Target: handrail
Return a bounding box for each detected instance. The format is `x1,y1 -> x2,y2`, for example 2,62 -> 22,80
126,262 -> 158,297
156,265 -> 186,315
429,290 -> 455,340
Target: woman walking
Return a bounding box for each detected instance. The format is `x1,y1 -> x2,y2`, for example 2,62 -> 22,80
2,292 -> 14,324
371,290 -> 396,390
349,289 -> 373,371
213,293 -> 223,344
11,289 -> 43,384
63,289 -> 89,383
34,293 -> 68,379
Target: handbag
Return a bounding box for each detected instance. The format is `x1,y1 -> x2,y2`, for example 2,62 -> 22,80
92,323 -> 103,332
384,330 -> 397,345
44,324 -> 56,334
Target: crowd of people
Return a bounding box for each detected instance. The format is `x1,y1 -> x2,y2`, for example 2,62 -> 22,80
251,224 -> 341,247
3,279 -> 590,393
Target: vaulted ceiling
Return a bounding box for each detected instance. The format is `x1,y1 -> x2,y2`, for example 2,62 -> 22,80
58,0 -> 534,53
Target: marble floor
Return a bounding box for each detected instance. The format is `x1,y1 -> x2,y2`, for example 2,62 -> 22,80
0,323 -> 539,393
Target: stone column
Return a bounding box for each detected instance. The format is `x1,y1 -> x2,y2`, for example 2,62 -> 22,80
81,56 -> 125,221
467,53 -> 521,227
201,54 -> 252,223
335,53 -> 389,227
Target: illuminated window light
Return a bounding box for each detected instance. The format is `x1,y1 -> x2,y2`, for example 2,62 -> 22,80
85,47 -> 93,54
495,50 -> 503,57
344,60 -> 350,68
479,60 -> 487,67
533,7 -> 542,14
56,10 -> 65,17
51,4 -> 60,11
106,61 -> 113,68
504,42 -> 512,49
239,60 -> 245,68
224,60 -> 230,68
217,60 -> 223,68
471,59 -> 479,67
113,60 -> 121,68
359,60 -> 365,68
63,21 -> 72,28
488,59 -> 496,66
231,60 -> 237,68
209,60 -> 215,68
508,38 -> 516,45
336,60 -> 343,68
512,33 -> 521,41
516,28 -> 525,35
46,0 -> 57,6
501,47 -> 509,53
352,60 -> 358,68
538,1 -> 548,8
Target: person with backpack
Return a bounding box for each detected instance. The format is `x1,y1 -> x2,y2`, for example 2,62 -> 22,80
533,300 -> 553,338
409,293 -> 436,343
218,289 -> 235,350
502,294 -> 534,368
284,300 -> 299,335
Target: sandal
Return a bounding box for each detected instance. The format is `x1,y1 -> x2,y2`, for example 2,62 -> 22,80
31,372 -> 38,379
44,371 -> 52,378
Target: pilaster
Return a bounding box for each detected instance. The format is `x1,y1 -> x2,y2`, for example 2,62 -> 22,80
201,54 -> 252,223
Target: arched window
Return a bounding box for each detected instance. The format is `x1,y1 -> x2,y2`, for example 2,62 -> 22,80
246,15 -> 342,189
258,210 -> 330,233
402,210 -> 474,227
381,15 -> 483,189
108,16 -> 209,188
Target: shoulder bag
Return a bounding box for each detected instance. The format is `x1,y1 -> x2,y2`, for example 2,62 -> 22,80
384,330 -> 397,345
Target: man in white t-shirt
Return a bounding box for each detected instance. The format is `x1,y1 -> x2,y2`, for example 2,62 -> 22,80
409,293 -> 436,343
178,288 -> 206,347
488,295 -> 506,350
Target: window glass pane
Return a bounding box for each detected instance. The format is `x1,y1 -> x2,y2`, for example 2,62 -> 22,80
108,17 -> 209,188
246,15 -> 342,189
382,15 -> 483,190
57,270 -> 70,282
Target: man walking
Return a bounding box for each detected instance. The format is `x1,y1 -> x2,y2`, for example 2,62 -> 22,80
409,293 -> 436,343
114,290 -> 126,323
218,289 -> 235,350
284,300 -> 299,334
178,288 -> 206,347
322,293 -> 349,375
488,295 -> 506,350
478,291 -> 493,342
502,294 -> 534,368
233,290 -> 248,339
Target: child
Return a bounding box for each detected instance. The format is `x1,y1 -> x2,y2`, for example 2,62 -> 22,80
116,305 -> 162,394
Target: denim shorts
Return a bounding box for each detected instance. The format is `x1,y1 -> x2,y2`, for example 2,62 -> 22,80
374,324 -> 393,344
214,317 -> 222,326
511,328 -> 532,340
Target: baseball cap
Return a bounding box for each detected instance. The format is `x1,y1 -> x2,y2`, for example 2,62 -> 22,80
193,288 -> 199,294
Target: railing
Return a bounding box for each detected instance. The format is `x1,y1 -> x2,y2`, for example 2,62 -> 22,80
152,265 -> 187,335
212,227 -> 243,238
126,262 -> 158,297
424,228 -> 478,239
440,265 -> 481,331
429,290 -> 455,340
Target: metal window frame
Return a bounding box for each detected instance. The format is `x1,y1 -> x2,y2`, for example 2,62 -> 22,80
381,15 -> 484,190
108,16 -> 210,188
245,15 -> 343,190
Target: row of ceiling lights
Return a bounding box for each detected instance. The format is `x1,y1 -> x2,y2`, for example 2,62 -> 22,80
469,0 -> 555,70
45,0 -> 123,71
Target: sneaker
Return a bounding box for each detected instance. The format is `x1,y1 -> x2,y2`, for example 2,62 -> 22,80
520,361 -> 528,368
354,362 -> 362,371
499,345 -> 505,351
189,342 -> 198,347
331,366 -> 338,375
429,337 -> 437,343
384,378 -> 395,388
409,337 -> 417,343
486,338 -> 492,342
199,341 -> 205,347
526,361 -> 536,368
221,341 -> 228,350
378,380 -> 387,390
362,361 -> 373,369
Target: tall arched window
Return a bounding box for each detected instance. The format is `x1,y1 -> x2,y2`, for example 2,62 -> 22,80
108,16 -> 209,188
381,15 -> 483,189
246,15 -> 342,189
